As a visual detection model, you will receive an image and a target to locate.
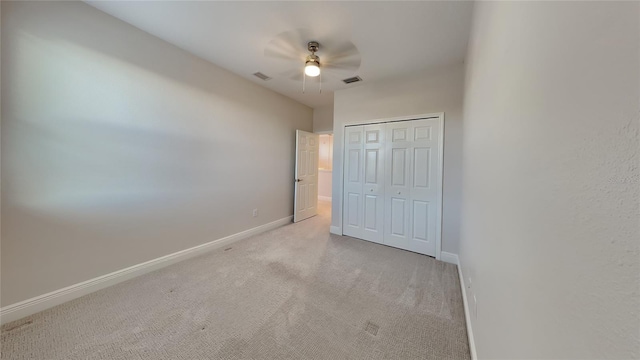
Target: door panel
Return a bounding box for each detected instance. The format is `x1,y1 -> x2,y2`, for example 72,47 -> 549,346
343,124 -> 384,243
406,119 -> 440,256
384,122 -> 412,250
294,130 -> 319,222
361,124 -> 385,243
348,149 -> 361,182
390,197 -> 406,236
364,195 -> 378,230
412,200 -> 429,241
343,126 -> 364,238
347,192 -> 360,227
365,149 -> 379,184
391,148 -> 407,186
413,147 -> 431,188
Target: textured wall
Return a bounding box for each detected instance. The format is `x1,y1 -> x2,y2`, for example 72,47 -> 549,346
1,1 -> 312,306
332,63 -> 465,254
459,1 -> 639,358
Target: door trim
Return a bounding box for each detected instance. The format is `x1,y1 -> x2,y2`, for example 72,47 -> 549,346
338,112 -> 444,260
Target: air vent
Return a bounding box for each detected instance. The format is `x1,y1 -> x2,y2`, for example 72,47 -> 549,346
253,72 -> 272,81
342,76 -> 362,84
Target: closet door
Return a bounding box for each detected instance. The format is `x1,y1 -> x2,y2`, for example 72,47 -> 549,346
362,124 -> 385,243
383,119 -> 440,256
384,122 -> 412,250
407,119 -> 440,256
343,126 -> 364,239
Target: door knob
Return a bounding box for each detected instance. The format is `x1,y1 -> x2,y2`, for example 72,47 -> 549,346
370,189 -> 374,192
397,191 -> 401,194
295,179 -> 303,182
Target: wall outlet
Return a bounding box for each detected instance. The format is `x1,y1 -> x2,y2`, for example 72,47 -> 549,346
467,277 -> 472,290
252,209 -> 258,217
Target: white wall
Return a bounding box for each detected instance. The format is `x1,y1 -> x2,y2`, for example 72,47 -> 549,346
460,1 -> 639,358
1,1 -> 312,306
313,103 -> 334,133
331,63 -> 465,254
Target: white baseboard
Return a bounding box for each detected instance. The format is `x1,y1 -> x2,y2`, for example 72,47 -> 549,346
440,251 -> 459,265
317,196 -> 332,202
0,216 -> 293,325
457,256 -> 478,360
329,225 -> 342,235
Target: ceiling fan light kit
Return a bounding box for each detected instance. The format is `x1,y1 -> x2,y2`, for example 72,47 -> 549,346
304,41 -> 321,77
304,56 -> 320,77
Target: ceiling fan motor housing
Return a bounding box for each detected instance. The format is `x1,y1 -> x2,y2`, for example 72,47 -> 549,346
307,41 -> 319,53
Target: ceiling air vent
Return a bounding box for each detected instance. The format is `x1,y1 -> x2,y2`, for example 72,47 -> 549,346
253,72 -> 272,81
342,76 -> 362,84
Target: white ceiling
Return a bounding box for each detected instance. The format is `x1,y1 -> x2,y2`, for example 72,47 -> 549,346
87,1 -> 474,109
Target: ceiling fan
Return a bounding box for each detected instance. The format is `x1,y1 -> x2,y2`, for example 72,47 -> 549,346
264,29 -> 361,93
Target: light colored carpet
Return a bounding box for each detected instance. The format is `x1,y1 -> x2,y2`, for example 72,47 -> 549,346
1,201 -> 470,359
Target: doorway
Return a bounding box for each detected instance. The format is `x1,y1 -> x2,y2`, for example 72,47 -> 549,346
318,134 -> 333,202
317,133 -> 333,220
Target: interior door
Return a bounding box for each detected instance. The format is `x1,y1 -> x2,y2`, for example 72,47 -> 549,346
294,130 -> 319,222
362,124 -> 385,243
406,119 -> 440,256
383,119 -> 440,256
343,124 -> 386,243
383,122 -> 412,251
342,126 -> 364,238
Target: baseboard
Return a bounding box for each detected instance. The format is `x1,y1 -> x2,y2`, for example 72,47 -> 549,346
317,196 -> 332,202
457,256 -> 478,360
329,225 -> 342,235
440,251 -> 459,265
0,215 -> 293,325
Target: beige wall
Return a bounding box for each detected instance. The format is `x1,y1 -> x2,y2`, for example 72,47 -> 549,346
313,104 -> 334,133
460,1 -> 639,358
331,63 -> 465,254
318,134 -> 333,171
1,1 -> 312,306
318,134 -> 333,200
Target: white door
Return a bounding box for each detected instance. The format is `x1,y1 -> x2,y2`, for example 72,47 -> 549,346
343,125 -> 385,243
384,119 -> 440,256
342,126 -> 364,238
294,130 -> 319,222
384,121 -> 412,251
341,117 -> 442,257
362,124 -> 385,243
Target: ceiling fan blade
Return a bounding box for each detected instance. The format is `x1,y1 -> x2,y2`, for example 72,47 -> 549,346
264,28 -> 312,62
323,58 -> 361,71
322,40 -> 359,61
319,40 -> 361,73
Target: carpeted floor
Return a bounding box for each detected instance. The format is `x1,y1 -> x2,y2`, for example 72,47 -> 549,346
1,201 -> 470,359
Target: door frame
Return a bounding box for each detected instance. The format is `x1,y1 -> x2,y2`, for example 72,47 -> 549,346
337,112 -> 445,260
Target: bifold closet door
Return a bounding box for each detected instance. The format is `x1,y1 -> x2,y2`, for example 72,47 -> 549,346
384,119 -> 440,256
343,118 -> 440,256
343,126 -> 365,239
362,124 -> 385,243
342,124 -> 385,243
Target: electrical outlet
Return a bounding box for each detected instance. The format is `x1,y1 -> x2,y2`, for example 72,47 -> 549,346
467,277 -> 472,290
252,209 -> 258,217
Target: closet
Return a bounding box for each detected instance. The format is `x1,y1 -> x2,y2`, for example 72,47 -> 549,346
342,117 -> 442,257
